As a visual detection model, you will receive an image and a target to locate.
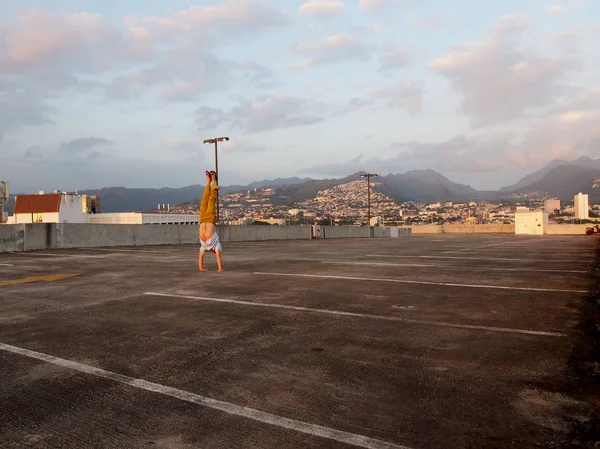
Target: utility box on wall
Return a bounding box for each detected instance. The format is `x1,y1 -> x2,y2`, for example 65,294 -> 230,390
515,210 -> 548,235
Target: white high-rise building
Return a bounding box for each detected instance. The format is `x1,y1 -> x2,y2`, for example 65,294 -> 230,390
574,192 -> 589,220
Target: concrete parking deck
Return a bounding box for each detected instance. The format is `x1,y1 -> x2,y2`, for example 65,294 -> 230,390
1,235 -> 599,448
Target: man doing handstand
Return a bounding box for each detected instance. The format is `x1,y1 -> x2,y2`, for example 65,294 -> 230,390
199,170 -> 223,272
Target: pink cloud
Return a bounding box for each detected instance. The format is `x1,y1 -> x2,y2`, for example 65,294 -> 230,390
3,10 -> 122,69
299,0 -> 345,17
428,15 -> 577,125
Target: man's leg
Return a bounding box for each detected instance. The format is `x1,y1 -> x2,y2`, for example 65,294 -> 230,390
204,184 -> 219,223
199,184 -> 211,222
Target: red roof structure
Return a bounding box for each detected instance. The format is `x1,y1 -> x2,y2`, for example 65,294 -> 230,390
14,194 -> 62,214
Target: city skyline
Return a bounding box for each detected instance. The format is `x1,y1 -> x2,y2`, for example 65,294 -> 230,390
1,0 -> 600,193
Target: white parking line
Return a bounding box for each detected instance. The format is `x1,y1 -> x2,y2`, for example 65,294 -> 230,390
14,253 -> 110,259
144,292 -> 566,337
82,248 -> 165,254
253,272 -> 587,294
441,242 -> 512,254
0,342 -> 410,449
322,261 -> 587,274
366,255 -> 584,263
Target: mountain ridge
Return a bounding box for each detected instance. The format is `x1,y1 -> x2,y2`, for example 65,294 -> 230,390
3,157 -> 600,213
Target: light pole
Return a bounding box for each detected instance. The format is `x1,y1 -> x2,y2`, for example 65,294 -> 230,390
0,181 -> 8,224
360,173 -> 378,228
203,137 -> 229,223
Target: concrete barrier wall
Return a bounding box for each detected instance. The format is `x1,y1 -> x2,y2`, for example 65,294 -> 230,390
407,224 -> 514,234
319,226 -> 411,239
217,225 -> 312,242
395,228 -> 412,237
56,224 -> 136,249
443,224 -> 515,234
178,225 -> 200,245
24,223 -> 57,251
0,224 -> 24,252
15,220 -> 588,253
321,226 -> 370,239
545,224 -> 592,235
133,224 -> 182,246
406,226 -> 443,234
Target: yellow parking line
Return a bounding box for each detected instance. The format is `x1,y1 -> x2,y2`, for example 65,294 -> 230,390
0,273 -> 82,286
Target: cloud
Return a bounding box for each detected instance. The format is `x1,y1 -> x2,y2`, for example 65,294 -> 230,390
167,138 -> 202,153
7,147 -> 210,192
104,43 -> 275,103
235,61 -> 277,88
408,13 -> 455,29
22,137 -> 114,166
393,109 -> 600,174
218,139 -> 269,153
359,0 -> 411,11
339,97 -> 378,114
133,0 -> 289,37
301,135 -> 505,179
0,91 -> 54,132
299,0 -> 345,17
372,82 -> 423,114
550,4 -> 565,15
378,44 -> 412,71
59,137 -> 114,155
502,112 -> 600,169
387,135 -> 506,174
359,0 -> 390,11
195,94 -> 327,132
291,35 -> 372,68
167,137 -> 267,155
428,15 -> 577,125
306,100 -> 600,185
0,1 -> 286,119
194,106 -> 231,131
1,10 -> 128,74
105,52 -> 241,103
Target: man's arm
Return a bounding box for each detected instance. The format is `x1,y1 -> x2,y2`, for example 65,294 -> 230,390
215,250 -> 223,272
198,250 -> 208,272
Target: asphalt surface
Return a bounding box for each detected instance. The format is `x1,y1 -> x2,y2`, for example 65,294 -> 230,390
1,234 -> 599,449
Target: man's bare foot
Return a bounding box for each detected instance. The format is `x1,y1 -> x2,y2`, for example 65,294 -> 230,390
199,268 -> 208,272
217,269 -> 224,272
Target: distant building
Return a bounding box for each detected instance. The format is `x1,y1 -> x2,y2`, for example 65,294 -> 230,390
544,198 -> 561,214
86,213 -> 198,225
82,194 -> 101,214
515,210 -> 548,235
370,216 -> 383,226
256,218 -> 286,226
12,192 -> 86,224
574,192 -> 589,219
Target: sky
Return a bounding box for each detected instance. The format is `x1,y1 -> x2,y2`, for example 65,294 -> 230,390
1,0 -> 599,193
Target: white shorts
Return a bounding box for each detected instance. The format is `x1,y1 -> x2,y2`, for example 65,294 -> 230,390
200,232 -> 222,254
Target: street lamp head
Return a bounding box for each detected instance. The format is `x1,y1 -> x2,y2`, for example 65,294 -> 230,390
203,137 -> 230,144
360,173 -> 378,178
